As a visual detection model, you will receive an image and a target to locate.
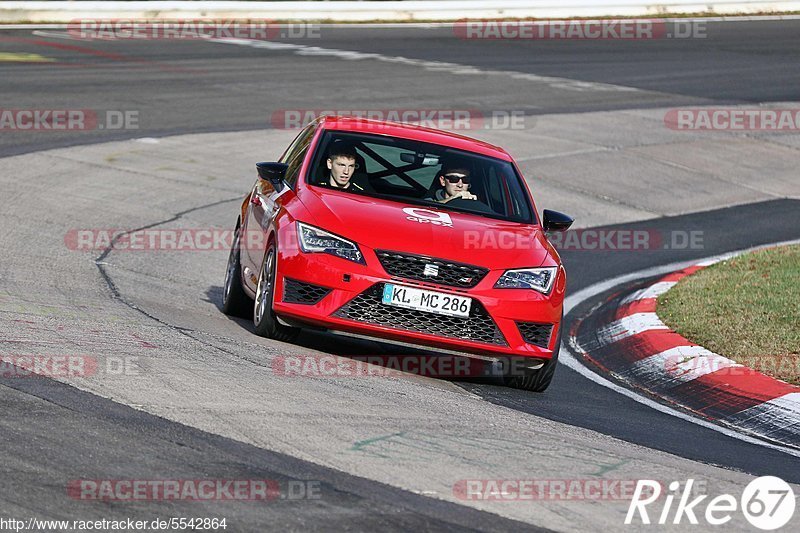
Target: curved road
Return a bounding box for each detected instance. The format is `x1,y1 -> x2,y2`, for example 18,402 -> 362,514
1,22 -> 799,531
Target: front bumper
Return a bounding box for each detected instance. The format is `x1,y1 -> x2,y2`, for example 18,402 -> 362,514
272,226 -> 565,359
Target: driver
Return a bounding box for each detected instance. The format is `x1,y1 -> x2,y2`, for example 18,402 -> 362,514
427,165 -> 477,203
324,143 -> 370,192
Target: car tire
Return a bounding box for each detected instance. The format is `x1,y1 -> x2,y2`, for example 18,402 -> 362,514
253,242 -> 299,342
502,326 -> 561,392
222,221 -> 253,318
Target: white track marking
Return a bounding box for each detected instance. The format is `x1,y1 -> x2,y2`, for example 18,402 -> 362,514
561,238 -> 800,458
30,30 -> 85,40
208,37 -> 639,93
696,256 -> 726,267
726,393 -> 800,440
619,280 -> 676,305
622,346 -> 741,389
596,312 -> 669,344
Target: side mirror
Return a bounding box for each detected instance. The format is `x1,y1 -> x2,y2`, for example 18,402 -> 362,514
256,162 -> 288,191
543,209 -> 574,232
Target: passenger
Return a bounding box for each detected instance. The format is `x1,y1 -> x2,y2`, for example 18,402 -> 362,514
427,166 -> 477,203
324,144 -> 369,192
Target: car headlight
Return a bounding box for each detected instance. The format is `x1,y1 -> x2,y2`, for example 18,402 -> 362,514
297,222 -> 365,264
494,267 -> 557,294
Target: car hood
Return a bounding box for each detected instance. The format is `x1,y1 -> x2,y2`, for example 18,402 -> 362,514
298,188 -> 552,270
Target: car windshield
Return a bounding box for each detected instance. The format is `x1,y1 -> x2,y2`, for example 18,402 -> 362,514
306,131 -> 535,223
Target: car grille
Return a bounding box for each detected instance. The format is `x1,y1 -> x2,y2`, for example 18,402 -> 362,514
376,250 -> 488,288
516,322 -> 553,349
283,278 -> 331,305
333,284 -> 507,346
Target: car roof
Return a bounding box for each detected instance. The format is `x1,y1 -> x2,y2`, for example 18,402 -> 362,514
315,115 -> 514,161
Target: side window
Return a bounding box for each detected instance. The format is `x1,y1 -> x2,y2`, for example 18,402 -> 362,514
281,125 -> 316,188
279,126 -> 311,163
284,144 -> 310,188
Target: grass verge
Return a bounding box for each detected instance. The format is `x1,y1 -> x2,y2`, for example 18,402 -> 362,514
657,244 -> 800,385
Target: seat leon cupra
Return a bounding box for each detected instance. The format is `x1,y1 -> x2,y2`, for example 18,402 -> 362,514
222,116 -> 573,391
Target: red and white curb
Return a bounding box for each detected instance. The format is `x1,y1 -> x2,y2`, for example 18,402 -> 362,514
569,256 -> 800,450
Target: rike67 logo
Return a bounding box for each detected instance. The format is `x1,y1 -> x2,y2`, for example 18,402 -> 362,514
626,477 -> 795,530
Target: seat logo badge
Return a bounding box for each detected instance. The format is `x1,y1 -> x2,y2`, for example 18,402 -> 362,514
402,207 -> 454,228
423,264 -> 439,277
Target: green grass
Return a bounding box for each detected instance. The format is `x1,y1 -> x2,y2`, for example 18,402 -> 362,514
657,245 -> 800,384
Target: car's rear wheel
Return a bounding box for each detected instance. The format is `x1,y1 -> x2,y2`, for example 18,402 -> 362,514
253,242 -> 299,342
222,221 -> 252,318
502,326 -> 561,392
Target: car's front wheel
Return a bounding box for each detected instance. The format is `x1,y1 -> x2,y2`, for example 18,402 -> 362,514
253,242 -> 299,342
502,326 -> 561,392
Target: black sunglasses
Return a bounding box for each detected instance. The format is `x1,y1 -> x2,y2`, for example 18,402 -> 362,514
443,173 -> 470,184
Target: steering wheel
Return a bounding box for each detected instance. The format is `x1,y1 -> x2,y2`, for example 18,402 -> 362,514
446,197 -> 495,214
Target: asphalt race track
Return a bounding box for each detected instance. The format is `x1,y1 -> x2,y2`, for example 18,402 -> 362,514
2,21 -> 800,157
1,21 -> 799,531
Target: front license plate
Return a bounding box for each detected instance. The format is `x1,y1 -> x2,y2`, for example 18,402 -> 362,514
381,284 -> 472,318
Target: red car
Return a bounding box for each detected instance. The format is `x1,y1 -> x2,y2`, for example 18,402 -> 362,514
222,116 -> 573,391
